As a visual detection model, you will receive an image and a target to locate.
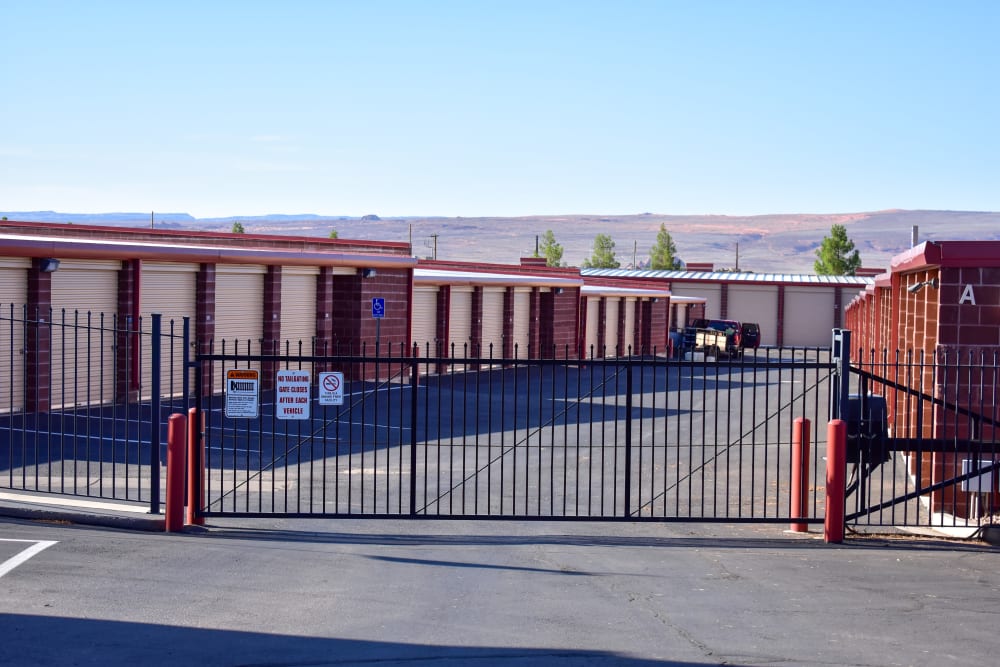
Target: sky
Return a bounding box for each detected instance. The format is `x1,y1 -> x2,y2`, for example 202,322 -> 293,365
2,1 -> 998,219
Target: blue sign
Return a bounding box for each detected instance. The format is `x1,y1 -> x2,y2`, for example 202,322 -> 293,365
371,297 -> 385,319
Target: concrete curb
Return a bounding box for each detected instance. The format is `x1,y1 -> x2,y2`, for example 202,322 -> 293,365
0,503 -> 166,532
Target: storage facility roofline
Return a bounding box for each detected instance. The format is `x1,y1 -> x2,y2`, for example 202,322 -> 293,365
581,267 -> 875,286
414,267 -> 583,288
0,232 -> 417,269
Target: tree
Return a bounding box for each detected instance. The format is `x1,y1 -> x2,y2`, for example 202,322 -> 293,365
814,224 -> 861,275
231,221 -> 246,234
649,223 -> 682,270
582,233 -> 620,269
536,229 -> 565,267
329,229 -> 339,239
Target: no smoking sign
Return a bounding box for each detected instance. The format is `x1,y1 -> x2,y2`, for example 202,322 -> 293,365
319,372 -> 345,405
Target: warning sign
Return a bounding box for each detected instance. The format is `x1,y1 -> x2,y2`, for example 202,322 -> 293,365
225,369 -> 260,419
276,369 -> 311,420
318,372 -> 345,405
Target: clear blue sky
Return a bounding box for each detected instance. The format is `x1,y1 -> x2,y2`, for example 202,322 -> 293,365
2,1 -> 997,218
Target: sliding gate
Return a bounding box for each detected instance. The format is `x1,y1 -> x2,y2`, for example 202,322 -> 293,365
193,345 -> 835,522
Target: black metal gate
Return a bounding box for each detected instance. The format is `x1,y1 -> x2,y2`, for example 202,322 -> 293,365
192,344 -> 835,522
834,330 -> 1000,531
0,307 -> 189,512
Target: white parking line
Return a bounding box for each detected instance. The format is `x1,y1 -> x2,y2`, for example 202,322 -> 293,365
0,539 -> 58,579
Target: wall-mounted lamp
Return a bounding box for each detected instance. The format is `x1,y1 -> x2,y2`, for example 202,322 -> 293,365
907,277 -> 939,294
651,297 -> 660,303
38,258 -> 60,273
554,287 -> 564,295
361,268 -> 377,279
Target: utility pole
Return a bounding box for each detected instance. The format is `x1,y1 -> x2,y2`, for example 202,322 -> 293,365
151,211 -> 154,229
735,242 -> 740,271
430,234 -> 439,260
633,240 -> 637,269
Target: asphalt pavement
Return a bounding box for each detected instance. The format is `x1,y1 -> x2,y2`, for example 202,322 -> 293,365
1,492 -> 999,666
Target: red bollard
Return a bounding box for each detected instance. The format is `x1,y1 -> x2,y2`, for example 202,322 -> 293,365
825,419 -> 847,544
790,417 -> 811,532
186,407 -> 205,527
165,413 -> 187,533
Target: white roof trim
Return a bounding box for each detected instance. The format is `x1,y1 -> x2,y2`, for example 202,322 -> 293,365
414,268 -> 583,287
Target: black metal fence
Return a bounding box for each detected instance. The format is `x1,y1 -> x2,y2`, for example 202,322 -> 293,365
193,343 -> 835,522
844,342 -> 1000,533
0,305 -> 188,512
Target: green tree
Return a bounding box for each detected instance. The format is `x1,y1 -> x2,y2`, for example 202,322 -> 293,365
536,229 -> 565,267
649,223 -> 681,270
231,221 -> 246,234
582,233 -> 620,268
329,229 -> 339,239
814,224 -> 861,275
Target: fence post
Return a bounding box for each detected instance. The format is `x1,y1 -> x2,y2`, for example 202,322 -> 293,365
830,329 -> 852,421
186,407 -> 205,526
790,417 -> 810,532
825,419 -> 847,543
624,360 -> 633,518
409,359 -> 419,516
165,412 -> 187,532
150,313 -> 162,514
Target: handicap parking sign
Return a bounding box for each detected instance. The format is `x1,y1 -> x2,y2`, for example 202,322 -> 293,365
371,297 -> 385,319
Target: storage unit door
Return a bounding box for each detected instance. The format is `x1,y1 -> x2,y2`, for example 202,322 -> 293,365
512,288 -> 531,359
604,298 -> 620,357
480,287 -> 504,361
727,285 -> 779,346
0,258 -> 29,412
215,265 -> 266,392
670,284 -> 721,320
51,260 -> 119,408
783,287 -> 836,347
141,262 -> 197,399
280,267 -> 319,355
623,298 -> 637,354
447,287 -> 473,365
411,286 -> 439,356
583,297 -> 600,359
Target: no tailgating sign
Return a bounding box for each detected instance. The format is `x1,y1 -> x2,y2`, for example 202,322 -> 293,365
276,369 -> 311,420
225,369 -> 260,419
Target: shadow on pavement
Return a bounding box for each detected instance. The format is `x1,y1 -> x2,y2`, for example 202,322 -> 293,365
194,525 -> 992,552
0,613 -> 734,666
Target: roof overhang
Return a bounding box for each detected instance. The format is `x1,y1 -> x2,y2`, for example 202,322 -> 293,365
414,268 -> 583,288
0,233 -> 418,269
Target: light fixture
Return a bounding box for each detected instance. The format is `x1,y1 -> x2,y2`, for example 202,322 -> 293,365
907,277 -> 939,294
361,268 -> 377,279
554,287 -> 564,295
38,258 -> 60,273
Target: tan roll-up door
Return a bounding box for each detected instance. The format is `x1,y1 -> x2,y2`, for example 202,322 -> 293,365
448,287 -> 473,368
280,266 -> 319,355
480,287 -> 504,361
670,284 -> 721,320
0,258 -> 29,412
623,298 -> 637,355
604,298 -> 620,357
51,260 -> 119,408
215,264 -> 265,392
583,297 -> 600,359
784,287 -> 836,347
411,286 -> 439,356
512,288 -> 531,359
727,285 -> 778,346
140,262 -> 197,399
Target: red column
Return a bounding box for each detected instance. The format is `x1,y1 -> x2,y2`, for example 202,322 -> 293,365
790,417 -> 811,532
825,419 -> 847,544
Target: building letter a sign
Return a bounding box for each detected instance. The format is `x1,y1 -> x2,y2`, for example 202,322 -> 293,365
959,284 -> 977,306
